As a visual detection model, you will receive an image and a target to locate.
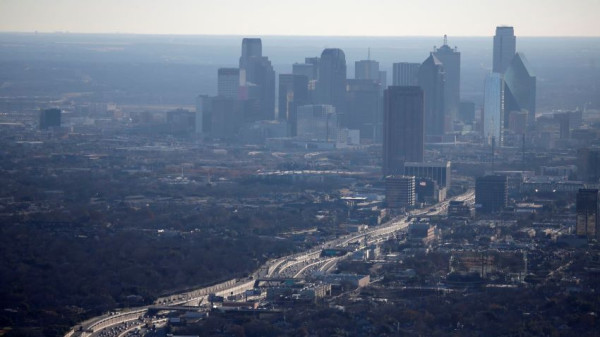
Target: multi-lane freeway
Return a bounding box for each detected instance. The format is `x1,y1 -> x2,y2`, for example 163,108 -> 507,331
66,189 -> 474,337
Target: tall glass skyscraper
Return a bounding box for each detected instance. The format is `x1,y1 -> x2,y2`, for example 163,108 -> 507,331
418,54 -> 445,137
504,52 -> 536,127
383,86 -> 424,175
432,35 -> 460,128
317,49 -> 347,121
483,73 -> 504,145
493,26 -> 516,74
239,38 -> 276,121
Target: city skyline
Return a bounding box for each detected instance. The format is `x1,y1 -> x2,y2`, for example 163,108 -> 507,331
0,0 -> 599,37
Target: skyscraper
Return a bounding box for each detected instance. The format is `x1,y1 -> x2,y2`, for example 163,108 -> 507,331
355,60 -> 380,82
385,175 -> 416,209
239,38 -> 276,121
217,68 -> 240,99
432,35 -> 460,127
418,54 -> 445,137
195,95 -> 213,134
392,62 -> 420,86
383,86 -> 424,175
576,189 -> 599,240
483,73 -> 505,145
475,175 -> 508,213
493,26 -> 516,74
241,38 -> 262,61
578,148 -> 600,183
39,108 -> 61,129
346,79 -> 382,142
504,52 -> 536,127
317,48 -> 347,120
278,74 -> 309,136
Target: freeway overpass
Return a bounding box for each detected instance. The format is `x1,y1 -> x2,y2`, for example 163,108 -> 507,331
65,189 -> 474,337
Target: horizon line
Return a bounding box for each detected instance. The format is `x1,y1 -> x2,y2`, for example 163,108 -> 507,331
1,31 -> 599,39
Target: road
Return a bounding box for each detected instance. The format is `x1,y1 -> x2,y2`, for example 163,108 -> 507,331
66,189 -> 474,337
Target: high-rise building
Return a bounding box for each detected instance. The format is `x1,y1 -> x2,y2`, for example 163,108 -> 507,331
195,95 -> 213,134
383,86 -> 424,175
211,97 -> 244,139
239,38 -> 276,121
493,26 -> 516,74
317,49 -> 347,119
554,112 -> 571,140
378,71 -> 387,89
392,62 -> 420,86
293,63 -> 317,81
278,74 -> 309,136
296,104 -> 337,142
504,53 -> 536,127
355,60 -> 380,82
345,79 -> 382,142
241,38 -> 262,60
217,68 -> 240,99
39,108 -> 61,129
418,54 -> 445,137
576,189 -> 599,239
432,35 -> 461,126
475,175 -> 508,213
483,73 -> 505,145
578,148 -> 600,183
386,175 -> 416,209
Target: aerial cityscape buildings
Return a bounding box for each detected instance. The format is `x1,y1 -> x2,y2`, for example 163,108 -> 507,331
3,22 -> 600,337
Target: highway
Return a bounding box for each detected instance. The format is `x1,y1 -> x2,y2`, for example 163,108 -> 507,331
65,189 -> 474,337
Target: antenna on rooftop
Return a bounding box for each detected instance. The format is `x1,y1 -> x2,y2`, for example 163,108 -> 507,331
444,34 -> 448,45
368,47 -> 371,60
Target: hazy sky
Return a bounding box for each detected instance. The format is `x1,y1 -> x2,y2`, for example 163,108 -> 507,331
0,0 -> 598,36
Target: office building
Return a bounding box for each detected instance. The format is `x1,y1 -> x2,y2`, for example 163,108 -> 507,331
386,175 -> 416,209
39,108 -> 61,129
278,74 -> 309,136
293,63 -> 317,81
195,95 -> 212,134
576,189 -> 599,239
217,68 -> 240,99
403,161 -> 451,188
378,71 -> 387,89
296,104 -> 337,142
392,62 -> 420,86
578,148 -> 600,183
239,38 -> 276,121
504,53 -> 536,127
418,54 -> 446,137
383,86 -> 424,175
432,35 -> 461,126
554,112 -> 571,140
317,49 -> 347,118
493,26 -> 516,74
211,97 -> 244,139
483,73 -> 505,145
345,79 -> 382,142
355,60 -> 380,82
475,175 -> 508,213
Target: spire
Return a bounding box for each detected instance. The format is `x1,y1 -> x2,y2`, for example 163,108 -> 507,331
368,47 -> 371,60
443,34 -> 448,46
